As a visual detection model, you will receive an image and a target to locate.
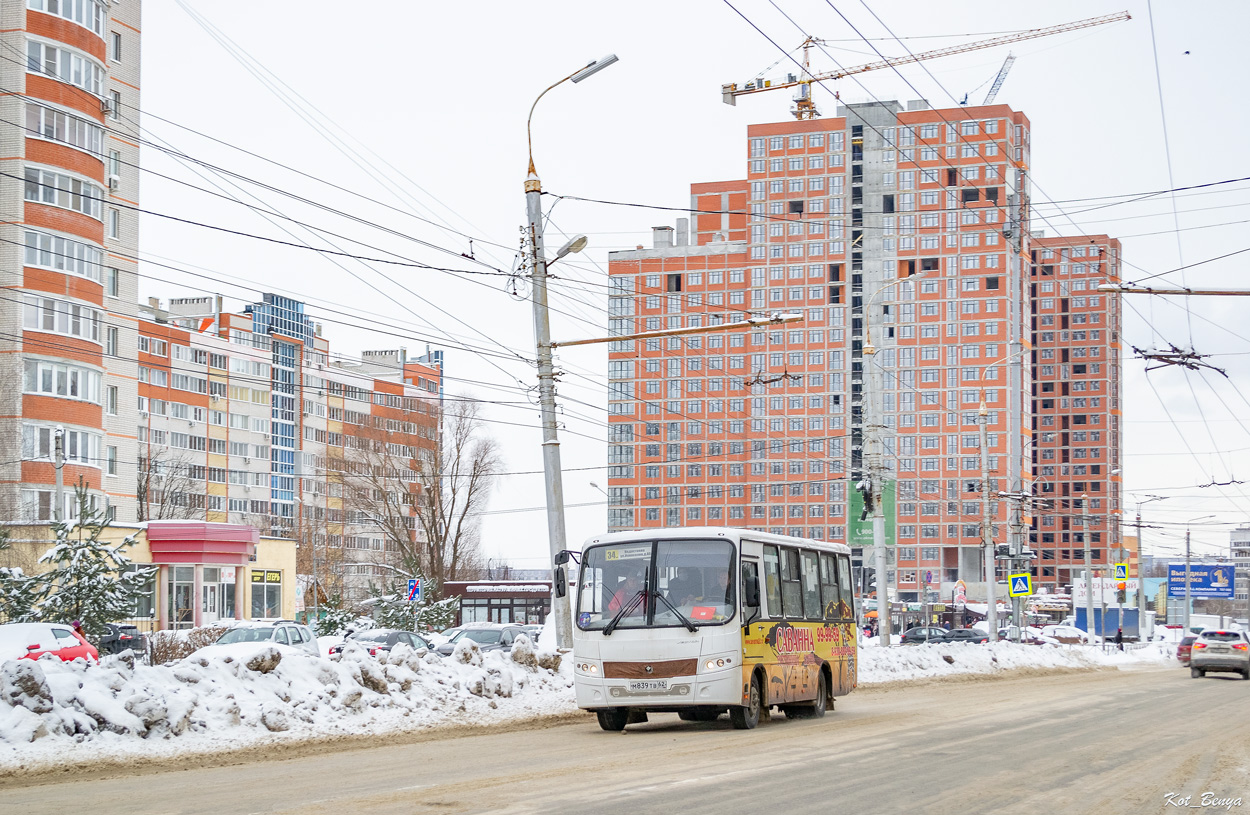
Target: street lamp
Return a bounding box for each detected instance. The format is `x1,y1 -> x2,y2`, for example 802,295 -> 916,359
1185,514 -> 1215,633
861,272 -> 932,647
977,349 -> 1026,642
525,54 -> 619,651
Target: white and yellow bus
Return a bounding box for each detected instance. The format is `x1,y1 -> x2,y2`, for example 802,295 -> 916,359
571,527 -> 858,731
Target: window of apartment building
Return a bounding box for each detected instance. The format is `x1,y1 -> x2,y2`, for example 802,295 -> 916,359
108,208 -> 119,239
110,31 -> 122,61
106,445 -> 117,476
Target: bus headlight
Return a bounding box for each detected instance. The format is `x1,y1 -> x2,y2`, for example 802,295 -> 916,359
703,657 -> 732,671
576,661 -> 599,675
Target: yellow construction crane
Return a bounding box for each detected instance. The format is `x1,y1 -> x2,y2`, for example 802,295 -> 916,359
722,11 -> 1130,119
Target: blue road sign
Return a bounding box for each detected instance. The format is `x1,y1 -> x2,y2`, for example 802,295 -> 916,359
1008,573 -> 1033,597
1168,564 -> 1234,598
1114,563 -> 1128,581
408,578 -> 421,603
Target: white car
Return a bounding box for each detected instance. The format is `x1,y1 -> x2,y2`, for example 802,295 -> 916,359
192,620 -> 321,659
1039,624 -> 1091,644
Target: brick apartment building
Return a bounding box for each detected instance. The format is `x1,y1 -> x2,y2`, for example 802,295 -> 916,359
0,0 -> 447,610
605,100 -> 1123,601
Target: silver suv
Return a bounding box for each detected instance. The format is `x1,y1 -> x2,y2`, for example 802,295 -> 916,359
1189,629 -> 1250,680
209,620 -> 321,658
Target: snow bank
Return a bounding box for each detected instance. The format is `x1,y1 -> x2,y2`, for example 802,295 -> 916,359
0,636 -> 1176,774
858,638 -> 1174,684
0,636 -> 573,774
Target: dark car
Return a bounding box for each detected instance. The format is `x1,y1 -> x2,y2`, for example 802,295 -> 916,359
434,624 -> 527,656
1176,635 -> 1197,665
330,629 -> 431,658
899,626 -> 948,645
99,623 -> 147,656
942,628 -> 990,644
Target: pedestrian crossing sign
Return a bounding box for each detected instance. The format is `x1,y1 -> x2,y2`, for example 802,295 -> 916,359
1008,573 -> 1033,597
1114,563 -> 1128,581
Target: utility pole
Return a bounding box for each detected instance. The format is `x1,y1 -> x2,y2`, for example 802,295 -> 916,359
1184,526 -> 1192,635
524,54 -> 618,650
1082,494 -> 1095,644
979,398 -> 998,641
863,335 -> 891,646
53,426 -> 65,521
1136,506 -> 1146,625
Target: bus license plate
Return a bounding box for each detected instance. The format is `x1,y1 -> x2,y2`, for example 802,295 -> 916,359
628,679 -> 670,693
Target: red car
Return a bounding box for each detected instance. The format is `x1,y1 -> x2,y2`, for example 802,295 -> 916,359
1176,635 -> 1197,665
0,622 -> 99,663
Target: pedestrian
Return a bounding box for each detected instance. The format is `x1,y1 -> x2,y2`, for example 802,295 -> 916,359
1114,627 -> 1124,651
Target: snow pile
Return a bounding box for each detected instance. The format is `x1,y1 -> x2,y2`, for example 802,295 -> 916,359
0,632 -> 1179,774
858,638 -> 1174,684
0,636 -> 573,773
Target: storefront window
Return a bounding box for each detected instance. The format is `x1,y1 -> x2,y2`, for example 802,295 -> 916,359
251,570 -> 282,619
168,566 -> 194,629
125,564 -> 156,618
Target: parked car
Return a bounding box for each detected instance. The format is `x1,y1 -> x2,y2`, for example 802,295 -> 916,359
0,622 -> 98,663
193,620 -> 320,658
998,626 -> 1046,644
1039,624 -> 1091,644
424,627 -> 463,648
1176,635 -> 1198,665
519,624 -> 544,642
941,628 -> 989,644
434,624 -> 528,656
330,629 -> 431,658
1189,629 -> 1250,679
898,626 -> 947,645
99,623 -> 146,656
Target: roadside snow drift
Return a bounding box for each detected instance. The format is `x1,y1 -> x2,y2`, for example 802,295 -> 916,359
0,637 -> 1173,775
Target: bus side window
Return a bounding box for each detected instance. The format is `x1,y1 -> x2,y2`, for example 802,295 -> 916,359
801,550 -> 821,620
781,547 -> 803,619
763,545 -> 783,619
836,553 -> 855,619
820,553 -> 841,620
741,560 -> 760,621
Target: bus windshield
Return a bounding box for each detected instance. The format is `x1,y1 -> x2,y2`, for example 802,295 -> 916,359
577,539 -> 736,631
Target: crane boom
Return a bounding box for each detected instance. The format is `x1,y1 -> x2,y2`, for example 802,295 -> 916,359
722,11 -> 1130,118
982,53 -> 1016,105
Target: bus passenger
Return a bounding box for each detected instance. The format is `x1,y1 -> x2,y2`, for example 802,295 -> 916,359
608,570 -> 646,616
666,567 -> 700,605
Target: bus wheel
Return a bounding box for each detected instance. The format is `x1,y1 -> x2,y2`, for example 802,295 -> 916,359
731,675 -> 761,730
597,708 -> 630,732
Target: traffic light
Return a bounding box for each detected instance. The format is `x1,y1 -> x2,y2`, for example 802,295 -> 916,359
857,479 -> 874,520
1116,581 -> 1127,603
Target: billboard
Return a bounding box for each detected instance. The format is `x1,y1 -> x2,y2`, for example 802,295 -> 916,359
1167,564 -> 1235,598
848,480 -> 896,548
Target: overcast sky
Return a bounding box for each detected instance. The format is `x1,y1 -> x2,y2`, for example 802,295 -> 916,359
135,1 -> 1250,569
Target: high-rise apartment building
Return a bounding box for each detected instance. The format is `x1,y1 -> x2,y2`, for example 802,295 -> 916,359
134,294 -> 443,605
607,100 -> 1121,603
1,0 -> 142,525
1028,234 -> 1124,591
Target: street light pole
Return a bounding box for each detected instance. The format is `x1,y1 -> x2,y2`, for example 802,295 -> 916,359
525,55 -> 618,650
1184,515 -> 1215,633
1082,494 -> 1096,644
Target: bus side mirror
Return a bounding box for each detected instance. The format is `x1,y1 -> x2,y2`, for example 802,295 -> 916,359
555,550 -> 572,565
745,575 -> 760,608
554,566 -> 567,598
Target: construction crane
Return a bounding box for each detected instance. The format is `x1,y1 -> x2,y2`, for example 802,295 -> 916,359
981,53 -> 1017,105
722,11 -> 1130,119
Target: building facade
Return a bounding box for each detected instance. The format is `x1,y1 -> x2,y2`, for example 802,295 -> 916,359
0,0 -> 142,526
606,100 -> 1121,603
1028,234 -> 1124,591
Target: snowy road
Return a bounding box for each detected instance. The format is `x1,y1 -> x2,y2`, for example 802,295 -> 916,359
2,664 -> 1246,815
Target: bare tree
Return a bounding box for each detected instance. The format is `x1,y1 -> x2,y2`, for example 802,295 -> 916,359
136,447 -> 200,521
340,397 -> 499,600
